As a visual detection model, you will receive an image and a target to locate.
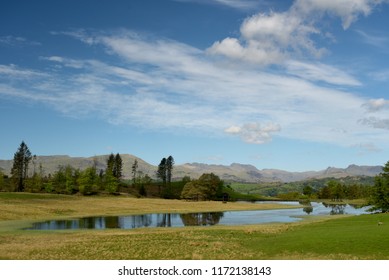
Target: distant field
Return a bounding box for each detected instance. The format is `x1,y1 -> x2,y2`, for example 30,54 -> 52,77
0,193 -> 388,260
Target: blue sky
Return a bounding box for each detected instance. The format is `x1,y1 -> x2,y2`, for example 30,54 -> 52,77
1,0 -> 389,171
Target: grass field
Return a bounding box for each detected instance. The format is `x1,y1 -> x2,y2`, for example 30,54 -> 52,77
0,192 -> 388,259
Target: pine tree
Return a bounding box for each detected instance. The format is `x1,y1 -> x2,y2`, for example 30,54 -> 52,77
157,158 -> 167,186
106,153 -> 122,180
132,159 -> 138,185
114,153 -> 123,179
107,153 -> 115,175
166,155 -> 174,185
11,141 -> 32,192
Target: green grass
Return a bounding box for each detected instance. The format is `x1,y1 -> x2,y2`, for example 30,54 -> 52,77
0,192 -> 388,259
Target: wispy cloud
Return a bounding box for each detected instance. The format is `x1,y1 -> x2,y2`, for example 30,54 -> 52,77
356,29 -> 389,50
173,0 -> 262,10
0,29 -> 387,150
284,60 -> 362,86
369,69 -> 389,81
0,35 -> 41,47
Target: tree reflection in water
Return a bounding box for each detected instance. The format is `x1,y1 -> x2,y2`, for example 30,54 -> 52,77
299,200 -> 313,215
27,202 -> 369,230
180,212 -> 224,226
322,202 -> 346,215
156,213 -> 180,227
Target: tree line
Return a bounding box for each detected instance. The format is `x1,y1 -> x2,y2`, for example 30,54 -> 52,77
0,141 -> 230,201
2,141 -> 389,211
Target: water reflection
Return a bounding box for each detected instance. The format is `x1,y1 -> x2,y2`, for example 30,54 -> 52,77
303,206 -> 313,215
26,202 -> 370,230
180,212 -> 224,226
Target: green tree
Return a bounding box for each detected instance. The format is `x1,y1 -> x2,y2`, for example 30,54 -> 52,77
104,167 -> 118,194
106,153 -> 115,175
197,173 -> 224,200
106,153 -> 122,181
64,165 -> 77,194
114,153 -> 123,179
181,173 -> 224,201
28,162 -> 44,193
0,170 -> 4,191
166,155 -> 174,185
137,172 -> 152,197
181,180 -> 206,200
11,141 -> 32,192
157,157 -> 167,186
52,166 -> 67,193
369,161 -> 389,213
132,159 -> 138,185
302,185 -> 313,197
325,180 -> 345,201
78,166 -> 98,195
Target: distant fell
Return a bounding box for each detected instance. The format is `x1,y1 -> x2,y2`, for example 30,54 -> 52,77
0,155 -> 383,183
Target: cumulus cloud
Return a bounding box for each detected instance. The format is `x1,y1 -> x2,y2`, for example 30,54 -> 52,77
293,0 -> 380,29
225,122 -> 281,144
208,0 -> 385,65
208,10 -> 321,65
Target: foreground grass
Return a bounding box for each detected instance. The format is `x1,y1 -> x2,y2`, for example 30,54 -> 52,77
0,193 -> 388,260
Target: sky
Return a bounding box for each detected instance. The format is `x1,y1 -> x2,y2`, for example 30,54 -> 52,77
1,0 -> 389,171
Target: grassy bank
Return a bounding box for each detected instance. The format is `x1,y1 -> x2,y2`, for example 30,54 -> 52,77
0,192 -> 388,260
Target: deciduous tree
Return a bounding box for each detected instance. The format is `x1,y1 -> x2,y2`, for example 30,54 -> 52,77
370,161 -> 389,213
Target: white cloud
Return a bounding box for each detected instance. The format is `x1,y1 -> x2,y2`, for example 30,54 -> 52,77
225,122 -> 281,144
212,0 -> 260,9
207,0 -> 385,65
356,29 -> 389,50
294,0 -> 380,29
0,35 -> 41,46
208,10 -> 323,65
0,30 -> 387,149
359,117 -> 389,130
173,0 -> 261,10
0,64 -> 48,79
285,60 -> 362,86
362,98 -> 389,112
369,69 -> 389,81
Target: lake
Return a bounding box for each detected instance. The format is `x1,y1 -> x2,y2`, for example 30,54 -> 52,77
26,201 -> 370,230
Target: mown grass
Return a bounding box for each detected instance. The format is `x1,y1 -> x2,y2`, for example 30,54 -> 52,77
0,192 -> 388,260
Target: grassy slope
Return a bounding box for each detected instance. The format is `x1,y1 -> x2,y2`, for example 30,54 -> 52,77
0,193 -> 388,260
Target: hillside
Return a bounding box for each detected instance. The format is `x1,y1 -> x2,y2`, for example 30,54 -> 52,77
0,154 -> 383,183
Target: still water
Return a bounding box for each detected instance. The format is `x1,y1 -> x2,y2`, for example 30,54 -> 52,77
26,202 -> 369,230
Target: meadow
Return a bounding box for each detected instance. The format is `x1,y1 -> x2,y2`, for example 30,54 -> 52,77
0,193 -> 388,259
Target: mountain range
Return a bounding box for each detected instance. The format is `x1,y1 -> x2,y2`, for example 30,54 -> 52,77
0,154 -> 383,183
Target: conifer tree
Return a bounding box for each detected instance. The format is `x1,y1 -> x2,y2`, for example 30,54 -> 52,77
114,153 -> 123,179
166,155 -> 174,185
11,141 -> 32,192
157,157 -> 167,186
132,159 -> 138,185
